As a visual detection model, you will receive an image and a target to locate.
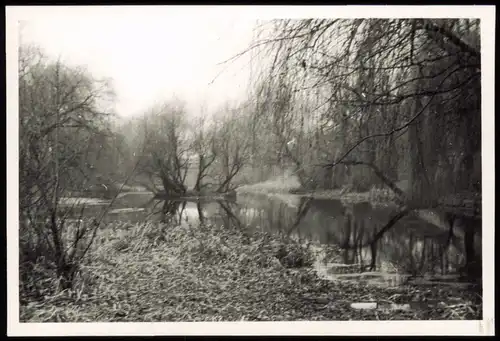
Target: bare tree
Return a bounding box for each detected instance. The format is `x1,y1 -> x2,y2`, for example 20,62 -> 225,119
137,99 -> 191,196
209,104 -> 251,193
19,44 -> 118,289
190,113 -> 218,193
243,18 -> 480,202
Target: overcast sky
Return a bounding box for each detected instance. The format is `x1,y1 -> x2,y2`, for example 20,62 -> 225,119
18,7 -> 259,118
10,5 -> 493,121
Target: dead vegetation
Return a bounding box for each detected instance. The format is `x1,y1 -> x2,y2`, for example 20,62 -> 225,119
20,219 -> 482,322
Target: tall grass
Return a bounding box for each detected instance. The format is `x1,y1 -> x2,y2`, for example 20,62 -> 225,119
20,218 -> 482,322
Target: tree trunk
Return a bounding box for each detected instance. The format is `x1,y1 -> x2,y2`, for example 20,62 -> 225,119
462,217 -> 480,279
369,240 -> 377,271
408,116 -> 427,203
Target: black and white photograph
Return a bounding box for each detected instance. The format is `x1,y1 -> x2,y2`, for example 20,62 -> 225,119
6,5 -> 495,336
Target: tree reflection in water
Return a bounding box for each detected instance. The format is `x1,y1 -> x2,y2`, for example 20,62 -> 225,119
145,196 -> 480,282
218,196 -> 481,282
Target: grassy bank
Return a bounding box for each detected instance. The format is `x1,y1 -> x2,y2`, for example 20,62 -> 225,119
237,175 -> 302,195
20,220 -> 481,322
238,176 -> 399,207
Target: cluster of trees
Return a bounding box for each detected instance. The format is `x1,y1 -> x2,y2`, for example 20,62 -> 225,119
116,18 -> 481,207
119,99 -> 255,196
240,18 -> 481,204
18,44 -> 258,289
19,18 -> 482,289
218,18 -> 482,277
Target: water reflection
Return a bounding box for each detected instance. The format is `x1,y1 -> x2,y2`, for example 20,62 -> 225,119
145,195 -> 480,285
65,191 -> 481,286
216,200 -> 243,229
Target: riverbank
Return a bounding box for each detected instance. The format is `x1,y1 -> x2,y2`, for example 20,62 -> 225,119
238,178 -> 481,269
20,219 -> 481,322
153,189 -> 237,202
237,176 -> 399,207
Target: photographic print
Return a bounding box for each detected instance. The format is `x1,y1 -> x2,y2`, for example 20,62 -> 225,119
7,5 -> 495,336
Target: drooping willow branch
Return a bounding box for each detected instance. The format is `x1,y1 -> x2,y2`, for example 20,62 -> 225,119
324,60 -> 468,170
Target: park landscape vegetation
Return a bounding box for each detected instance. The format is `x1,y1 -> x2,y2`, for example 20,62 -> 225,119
19,18 -> 482,322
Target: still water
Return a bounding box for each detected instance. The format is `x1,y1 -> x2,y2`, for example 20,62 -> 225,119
60,191 -> 482,289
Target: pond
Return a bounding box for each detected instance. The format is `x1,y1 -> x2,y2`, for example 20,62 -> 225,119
59,190 -> 482,292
